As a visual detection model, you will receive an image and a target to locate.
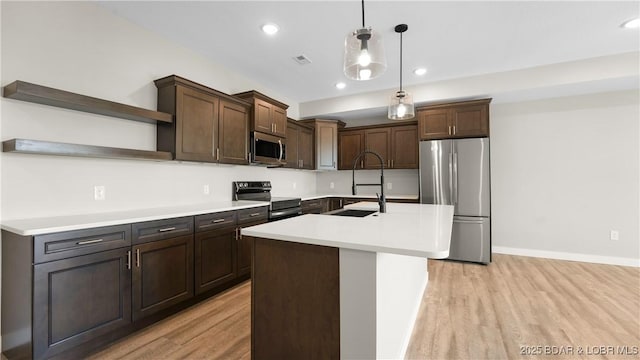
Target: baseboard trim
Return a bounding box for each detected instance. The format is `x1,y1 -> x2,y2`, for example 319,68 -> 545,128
492,246 -> 640,267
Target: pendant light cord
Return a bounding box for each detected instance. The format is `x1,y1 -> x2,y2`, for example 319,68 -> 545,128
399,31 -> 403,92
361,0 -> 366,27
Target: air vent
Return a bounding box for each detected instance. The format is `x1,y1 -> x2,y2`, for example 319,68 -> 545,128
293,54 -> 312,65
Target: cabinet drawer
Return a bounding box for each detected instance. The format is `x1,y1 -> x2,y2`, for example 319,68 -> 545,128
132,217 -> 193,245
195,211 -> 237,232
34,224 -> 131,264
237,207 -> 268,224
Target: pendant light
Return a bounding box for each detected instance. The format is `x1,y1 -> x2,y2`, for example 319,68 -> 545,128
343,0 -> 386,81
388,24 -> 415,120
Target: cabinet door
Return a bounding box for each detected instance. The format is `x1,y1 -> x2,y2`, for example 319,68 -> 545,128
254,98 -> 273,134
364,128 -> 391,169
219,100 -> 250,164
338,130 -> 364,170
418,108 -> 451,140
451,104 -> 489,138
33,248 -> 131,359
175,86 -> 218,162
132,235 -> 194,321
286,123 -> 300,168
317,122 -> 338,170
237,219 -> 266,277
391,125 -> 419,169
195,227 -> 236,294
273,106 -> 287,137
299,126 -> 314,169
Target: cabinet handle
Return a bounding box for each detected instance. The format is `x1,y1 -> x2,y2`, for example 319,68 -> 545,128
448,125 -> 452,135
235,228 -> 238,241
453,125 -> 456,134
238,228 -> 243,240
211,219 -> 226,223
333,161 -> 336,168
339,199 -> 343,207
249,213 -> 261,217
274,123 -> 277,133
135,248 -> 140,267
391,159 -> 394,168
216,148 -> 220,161
127,250 -> 131,270
361,160 -> 364,168
158,227 -> 176,232
77,238 -> 103,245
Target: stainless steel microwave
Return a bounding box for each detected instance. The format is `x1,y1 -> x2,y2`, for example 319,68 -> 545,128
251,132 -> 286,165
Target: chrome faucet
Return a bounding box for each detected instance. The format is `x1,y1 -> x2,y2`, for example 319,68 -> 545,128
351,150 -> 386,213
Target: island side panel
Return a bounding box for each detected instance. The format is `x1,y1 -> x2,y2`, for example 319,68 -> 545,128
251,237 -> 340,359
339,248 -> 377,359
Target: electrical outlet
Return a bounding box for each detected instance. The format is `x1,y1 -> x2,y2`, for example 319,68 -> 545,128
203,184 -> 210,195
387,182 -> 393,190
293,182 -> 297,189
610,230 -> 619,241
330,182 -> 335,189
94,185 -> 106,201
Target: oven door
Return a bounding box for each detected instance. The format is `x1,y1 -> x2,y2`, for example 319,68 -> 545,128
251,132 -> 286,165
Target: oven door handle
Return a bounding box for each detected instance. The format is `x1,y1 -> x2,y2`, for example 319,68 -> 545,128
270,208 -> 302,219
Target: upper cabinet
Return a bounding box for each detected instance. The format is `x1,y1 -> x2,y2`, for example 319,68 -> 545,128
338,122 -> 418,170
286,119 -> 314,170
300,119 -> 345,171
155,75 -> 251,164
417,98 -> 491,140
234,91 -> 288,138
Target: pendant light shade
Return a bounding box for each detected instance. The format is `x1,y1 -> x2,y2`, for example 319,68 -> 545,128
388,90 -> 415,120
343,0 -> 386,81
388,24 -> 415,120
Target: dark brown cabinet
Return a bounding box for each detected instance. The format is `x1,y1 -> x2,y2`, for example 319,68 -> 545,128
301,198 -> 327,214
417,99 -> 491,140
286,119 -> 314,169
1,206 -> 269,360
364,128 -> 391,169
338,122 -> 419,170
234,91 -> 288,138
130,217 -> 194,321
132,235 -> 193,321
33,248 -> 132,359
391,125 -> 418,169
300,119 -> 346,170
338,130 -> 364,170
155,75 -> 251,164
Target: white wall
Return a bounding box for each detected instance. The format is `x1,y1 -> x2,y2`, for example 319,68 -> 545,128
0,1 -> 312,220
491,90 -> 640,263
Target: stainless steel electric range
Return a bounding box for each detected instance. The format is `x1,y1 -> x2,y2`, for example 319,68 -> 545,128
232,181 -> 302,221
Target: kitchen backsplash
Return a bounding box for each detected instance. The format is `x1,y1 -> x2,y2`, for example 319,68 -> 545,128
316,169 -> 419,196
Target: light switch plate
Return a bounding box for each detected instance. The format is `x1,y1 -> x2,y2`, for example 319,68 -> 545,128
610,230 -> 619,241
203,184 -> 210,195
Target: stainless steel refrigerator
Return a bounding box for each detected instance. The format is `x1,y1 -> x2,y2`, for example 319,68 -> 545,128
419,138 -> 491,264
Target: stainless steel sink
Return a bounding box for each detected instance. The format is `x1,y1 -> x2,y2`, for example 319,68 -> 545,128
327,209 -> 377,217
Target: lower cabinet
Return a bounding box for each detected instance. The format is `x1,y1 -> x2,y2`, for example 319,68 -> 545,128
132,235 -> 194,321
33,247 -> 132,359
1,205 -> 268,360
194,226 -> 237,294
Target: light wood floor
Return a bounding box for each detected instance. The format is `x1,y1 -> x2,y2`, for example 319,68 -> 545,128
89,254 -> 640,359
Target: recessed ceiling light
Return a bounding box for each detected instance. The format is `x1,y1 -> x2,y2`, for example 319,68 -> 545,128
261,23 -> 279,35
335,82 -> 346,90
621,18 -> 640,29
413,68 -> 427,76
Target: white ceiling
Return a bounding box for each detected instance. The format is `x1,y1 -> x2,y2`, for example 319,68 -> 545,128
98,1 -> 639,106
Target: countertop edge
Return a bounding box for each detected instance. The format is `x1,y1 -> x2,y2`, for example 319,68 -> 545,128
2,201 -> 270,236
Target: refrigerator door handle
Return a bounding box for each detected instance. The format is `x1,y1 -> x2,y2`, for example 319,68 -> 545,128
454,219 -> 485,224
453,152 -> 459,205
448,152 -> 454,204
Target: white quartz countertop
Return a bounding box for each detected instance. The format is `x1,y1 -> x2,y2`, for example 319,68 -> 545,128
1,201 -> 269,236
242,202 -> 454,258
298,194 -> 419,201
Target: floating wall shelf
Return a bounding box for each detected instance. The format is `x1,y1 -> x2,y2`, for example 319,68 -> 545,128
3,139 -> 173,161
3,80 -> 173,124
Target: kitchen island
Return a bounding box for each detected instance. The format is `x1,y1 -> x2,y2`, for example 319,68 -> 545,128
241,202 -> 454,359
